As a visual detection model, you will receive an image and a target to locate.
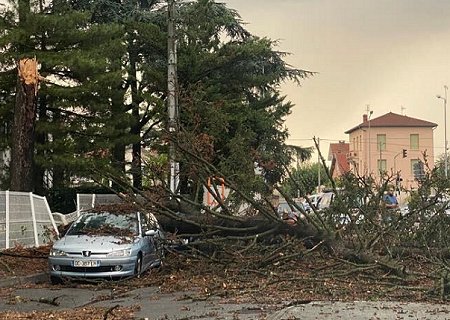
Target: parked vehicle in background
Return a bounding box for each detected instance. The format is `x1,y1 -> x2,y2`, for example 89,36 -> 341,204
314,191 -> 358,226
428,194 -> 450,215
48,207 -> 165,284
303,193 -> 323,212
316,192 -> 334,210
277,200 -> 305,224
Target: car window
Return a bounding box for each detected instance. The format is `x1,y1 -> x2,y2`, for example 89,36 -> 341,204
307,194 -> 322,207
278,201 -> 303,214
318,193 -> 333,209
67,212 -> 139,236
277,203 -> 290,213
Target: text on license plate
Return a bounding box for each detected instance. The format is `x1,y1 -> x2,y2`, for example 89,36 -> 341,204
73,260 -> 99,267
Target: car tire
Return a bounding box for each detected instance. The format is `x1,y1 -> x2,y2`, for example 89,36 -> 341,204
50,275 -> 63,285
134,253 -> 143,278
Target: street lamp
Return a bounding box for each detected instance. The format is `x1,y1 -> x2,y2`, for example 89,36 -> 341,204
367,107 -> 373,175
437,85 -> 448,178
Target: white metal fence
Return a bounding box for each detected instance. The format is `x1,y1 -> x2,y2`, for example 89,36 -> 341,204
76,193 -> 124,213
52,193 -> 146,226
0,191 -> 59,250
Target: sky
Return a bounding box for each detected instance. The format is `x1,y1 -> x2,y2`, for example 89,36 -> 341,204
2,0 -> 450,160
223,0 -> 450,160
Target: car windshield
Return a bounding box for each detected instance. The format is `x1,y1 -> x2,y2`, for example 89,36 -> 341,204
278,201 -> 303,213
67,212 -> 139,237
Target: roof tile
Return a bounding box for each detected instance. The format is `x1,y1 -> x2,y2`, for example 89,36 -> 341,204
345,112 -> 437,134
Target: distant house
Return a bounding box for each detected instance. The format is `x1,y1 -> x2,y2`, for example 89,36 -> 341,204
345,112 -> 437,188
328,141 -> 350,179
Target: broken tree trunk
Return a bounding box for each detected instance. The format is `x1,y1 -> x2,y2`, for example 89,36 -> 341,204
10,58 -> 41,192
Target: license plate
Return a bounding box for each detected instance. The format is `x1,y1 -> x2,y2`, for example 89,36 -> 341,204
73,260 -> 99,267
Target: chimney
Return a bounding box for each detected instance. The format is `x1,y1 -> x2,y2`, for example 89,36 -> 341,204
363,114 -> 368,122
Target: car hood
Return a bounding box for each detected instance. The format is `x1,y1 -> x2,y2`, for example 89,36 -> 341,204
54,235 -> 138,252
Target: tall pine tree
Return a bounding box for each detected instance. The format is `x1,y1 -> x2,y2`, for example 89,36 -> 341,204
0,0 -> 126,193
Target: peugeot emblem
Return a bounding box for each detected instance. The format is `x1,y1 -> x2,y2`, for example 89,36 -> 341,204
82,250 -> 91,257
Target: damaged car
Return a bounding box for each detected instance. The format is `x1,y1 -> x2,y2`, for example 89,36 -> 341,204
48,207 -> 165,284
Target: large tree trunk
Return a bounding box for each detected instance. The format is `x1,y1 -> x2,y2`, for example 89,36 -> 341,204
129,49 -> 142,190
112,144 -> 126,190
111,95 -> 127,190
33,97 -> 47,195
10,58 -> 40,192
131,141 -> 142,189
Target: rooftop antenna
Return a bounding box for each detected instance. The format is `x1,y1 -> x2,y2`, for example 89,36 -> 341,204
401,105 -> 406,115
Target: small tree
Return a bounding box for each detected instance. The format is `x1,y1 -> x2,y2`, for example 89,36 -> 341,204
281,162 -> 331,197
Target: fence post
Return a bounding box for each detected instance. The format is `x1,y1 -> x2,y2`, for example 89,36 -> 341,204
44,196 -> 59,237
5,190 -> 10,249
29,192 -> 39,246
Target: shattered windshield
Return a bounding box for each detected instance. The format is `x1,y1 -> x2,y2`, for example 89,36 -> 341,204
67,212 -> 139,237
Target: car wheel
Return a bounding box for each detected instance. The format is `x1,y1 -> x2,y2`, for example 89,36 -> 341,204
50,275 -> 63,285
134,253 -> 143,278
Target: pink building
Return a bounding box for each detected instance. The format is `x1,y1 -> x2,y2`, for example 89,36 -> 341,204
345,112 -> 437,188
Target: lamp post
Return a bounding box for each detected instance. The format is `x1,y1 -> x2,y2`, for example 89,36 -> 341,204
317,137 -> 321,193
437,85 -> 448,178
366,106 -> 373,175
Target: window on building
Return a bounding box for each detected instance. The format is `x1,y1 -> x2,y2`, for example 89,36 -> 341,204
377,159 -> 387,174
411,159 -> 419,175
411,159 -> 424,179
410,134 -> 419,150
377,134 -> 386,151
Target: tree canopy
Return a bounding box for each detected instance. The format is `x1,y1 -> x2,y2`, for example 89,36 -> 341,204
0,0 -> 314,203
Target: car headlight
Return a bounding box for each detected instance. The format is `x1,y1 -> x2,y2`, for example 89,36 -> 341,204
106,249 -> 132,257
49,248 -> 67,257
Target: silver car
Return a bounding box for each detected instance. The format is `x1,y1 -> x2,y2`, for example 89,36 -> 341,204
48,209 -> 164,284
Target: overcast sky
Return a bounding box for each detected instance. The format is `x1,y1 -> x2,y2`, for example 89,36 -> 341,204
223,0 -> 450,159
2,0 -> 450,159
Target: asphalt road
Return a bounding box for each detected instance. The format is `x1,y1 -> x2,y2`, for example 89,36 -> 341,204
1,274 -> 450,319
0,286 -> 272,319
0,274 -> 274,319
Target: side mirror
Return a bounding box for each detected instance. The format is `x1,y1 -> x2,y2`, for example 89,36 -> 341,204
145,230 -> 158,237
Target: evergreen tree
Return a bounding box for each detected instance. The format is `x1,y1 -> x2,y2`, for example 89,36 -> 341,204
174,0 -> 314,199
0,0 -> 126,193
1,0 -> 314,202
281,162 -> 331,197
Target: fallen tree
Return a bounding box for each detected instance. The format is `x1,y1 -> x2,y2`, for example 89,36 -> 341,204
85,136 -> 450,301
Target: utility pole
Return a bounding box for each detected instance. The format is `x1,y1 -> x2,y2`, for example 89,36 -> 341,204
167,0 -> 179,194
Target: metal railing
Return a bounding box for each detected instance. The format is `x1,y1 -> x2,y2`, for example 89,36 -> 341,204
0,191 -> 59,250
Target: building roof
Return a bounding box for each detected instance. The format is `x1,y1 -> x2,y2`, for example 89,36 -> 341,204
345,112 -> 437,134
328,141 -> 350,176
